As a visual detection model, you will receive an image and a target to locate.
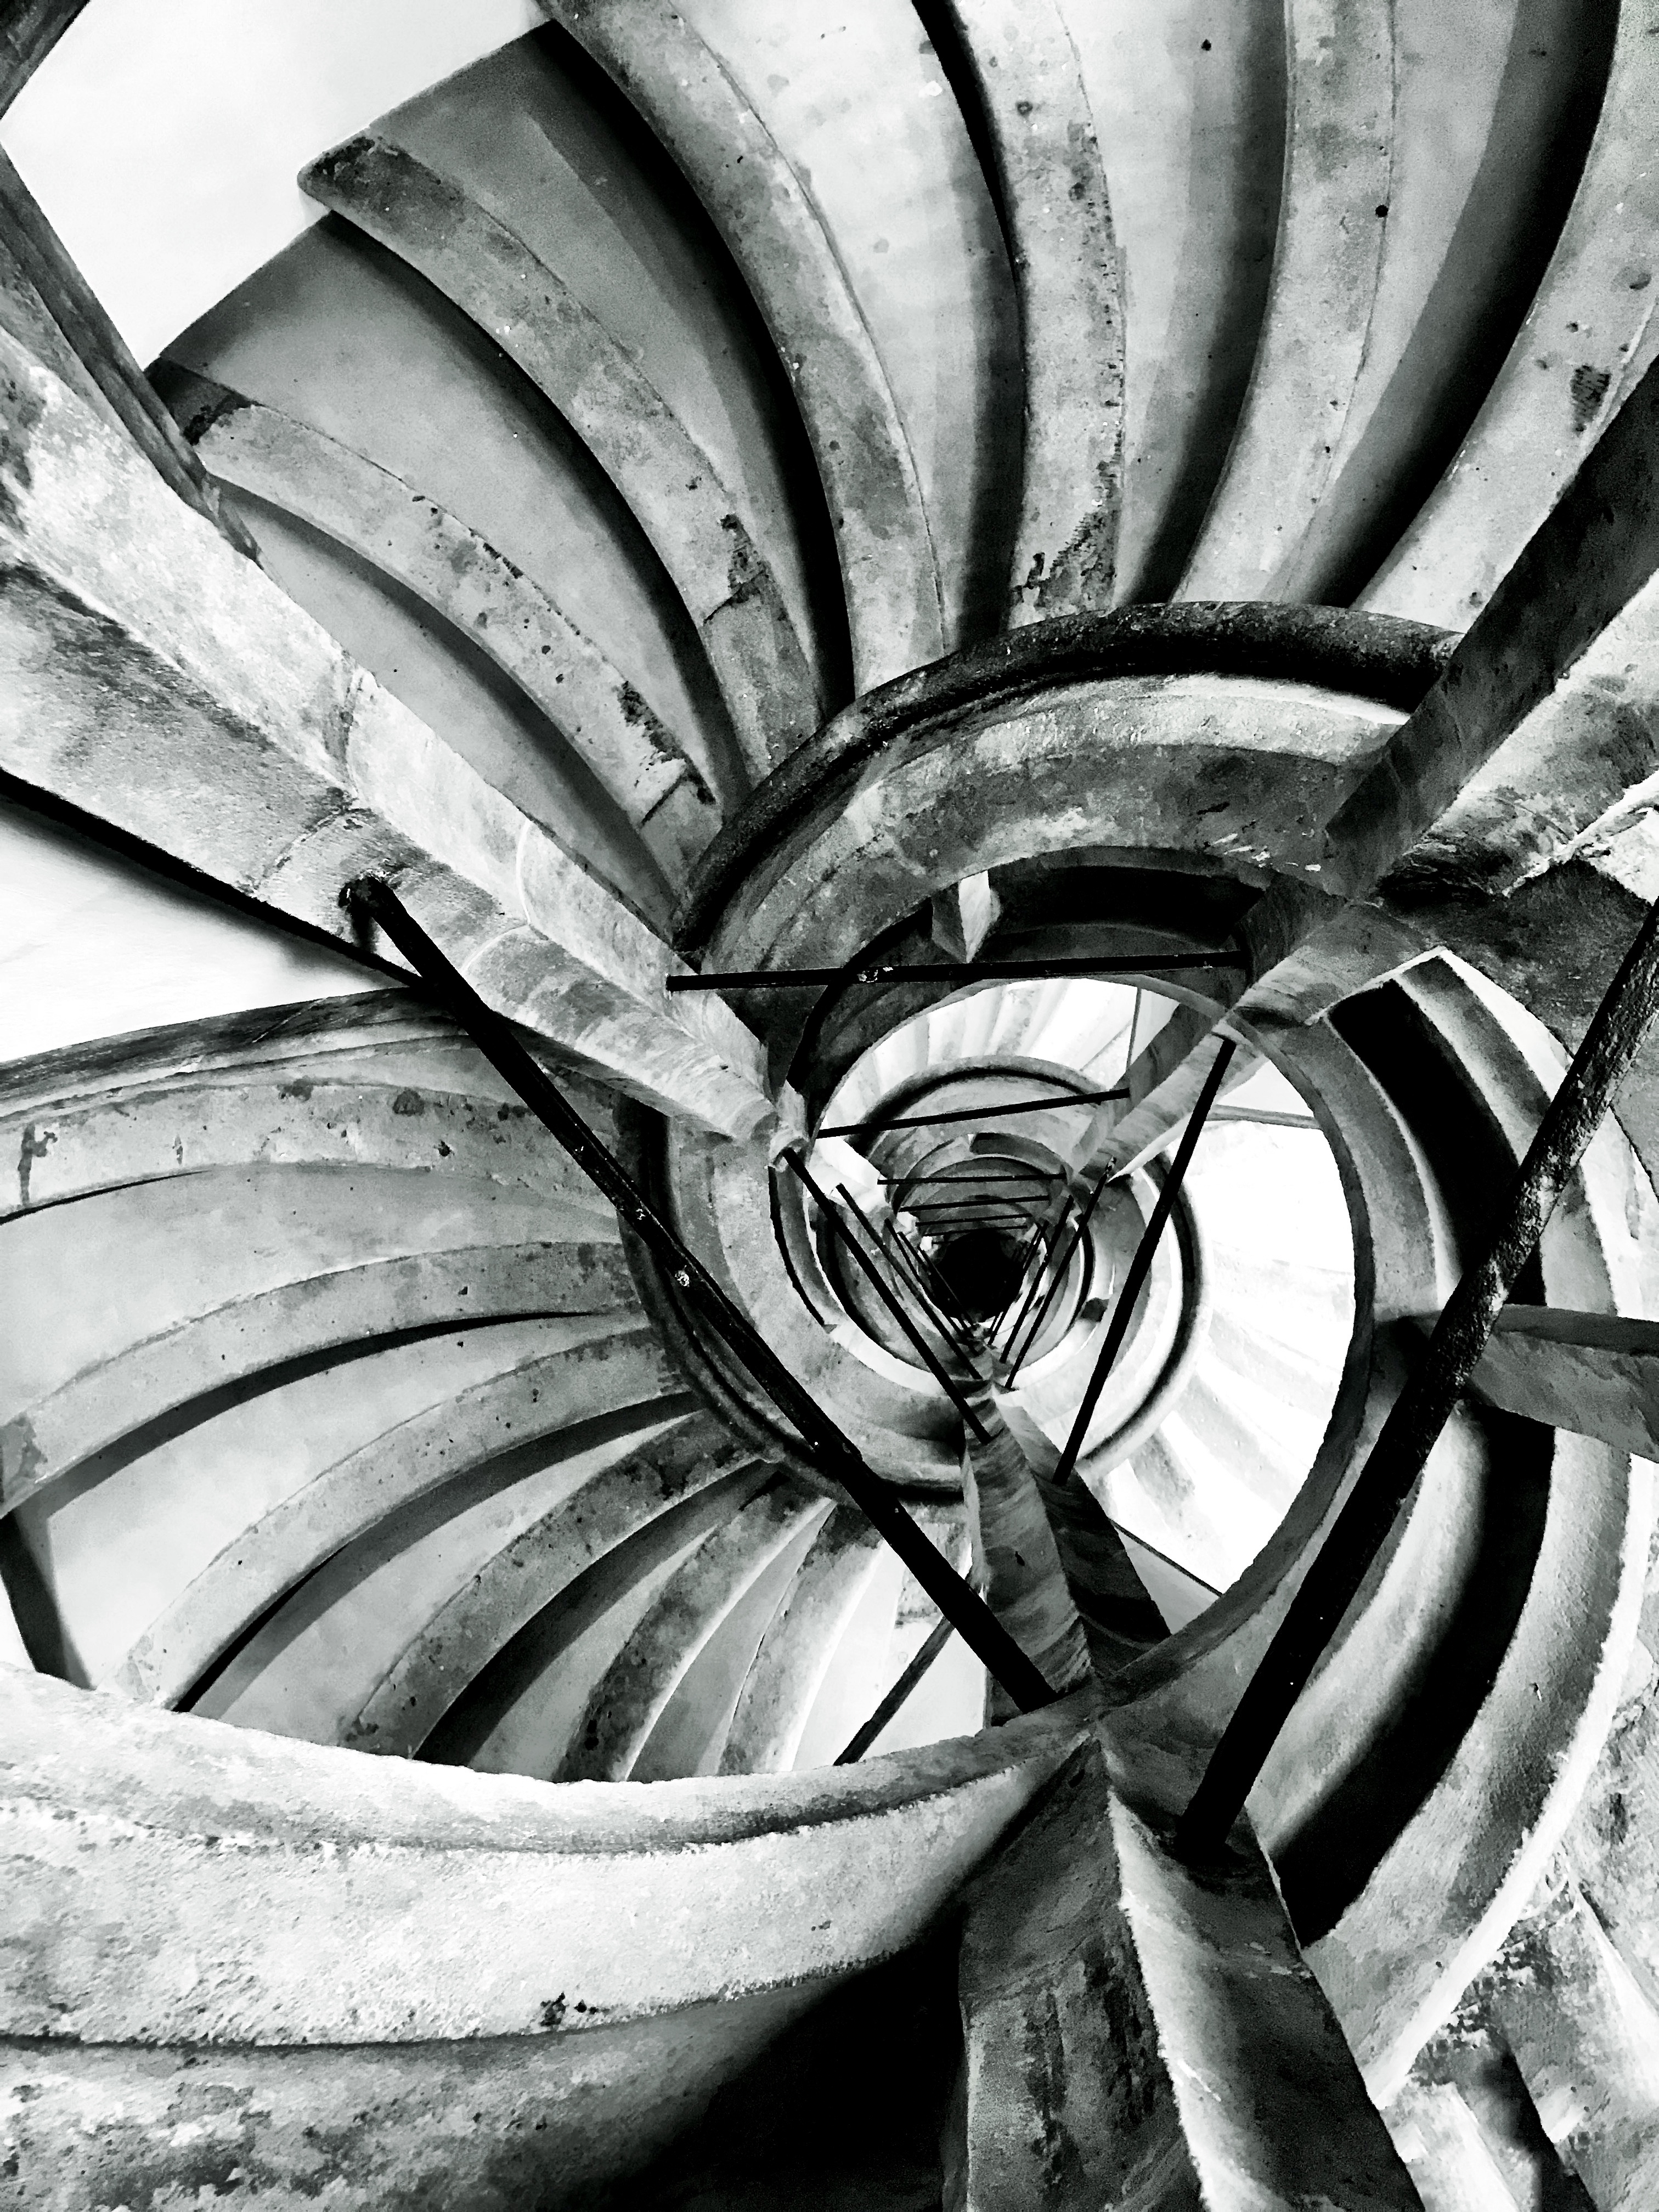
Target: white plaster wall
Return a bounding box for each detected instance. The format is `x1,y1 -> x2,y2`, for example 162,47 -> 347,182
0,0 -> 542,363
0,803 -> 372,1063
0,3 -> 540,1058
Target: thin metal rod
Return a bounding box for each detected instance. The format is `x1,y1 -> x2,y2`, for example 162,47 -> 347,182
1102,1515 -> 1222,1600
1006,1175 -> 1110,1385
879,1217 -> 982,1360
669,951 -> 1246,992
835,1615 -> 956,1763
1175,893 -> 1659,1859
1049,1040 -> 1237,1492
900,1165 -> 1052,1186
988,1219 -> 1056,1344
341,876 -> 1054,1715
820,1085 -> 1128,1138
994,1197 -> 1069,1357
784,1150 -> 990,1442
912,1196 -> 1041,1212
881,1211 -> 980,1333
902,1186 -> 1048,1218
910,1205 -> 1034,1223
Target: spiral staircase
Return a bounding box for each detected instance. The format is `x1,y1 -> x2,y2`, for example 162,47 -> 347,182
4,3 -> 1659,2205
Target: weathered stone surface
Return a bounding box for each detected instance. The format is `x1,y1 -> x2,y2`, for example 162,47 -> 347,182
0,2008 -> 832,2212
1177,0 -> 1395,602
678,605 -> 1451,949
707,674 -> 1403,983
997,1396 -> 1167,1674
1455,1307 -> 1659,1462
298,133 -> 819,780
170,376 -> 724,889
0,144 -> 254,554
536,0 -> 949,693
0,2 -> 86,119
108,1317 -> 673,1706
0,322 -> 773,1136
1365,0 -> 1659,628
0,1163 -> 621,1511
1134,351 -> 1659,1136
1095,967 -> 1650,2098
961,1397 -> 1093,1722
719,1506 -> 885,1773
948,1740 -> 1421,2209
943,0 -> 1124,623
1385,2072 -> 1538,2211
1318,350 -> 1659,904
1485,1869 -> 1659,2211
341,1414 -> 757,1758
0,1664 -> 1094,2044
561,1477 -> 831,1781
0,1055 -> 613,1219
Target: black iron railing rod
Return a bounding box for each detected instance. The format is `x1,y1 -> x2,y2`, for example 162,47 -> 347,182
835,1615 -> 956,1764
989,1221 -> 1056,1344
669,951 -> 1246,992
820,1085 -> 1128,1138
1175,895 -> 1659,1858
1006,1174 -> 1110,1385
341,876 -> 1054,1714
878,1217 -> 982,1359
909,1189 -> 1040,1205
905,1194 -> 1049,1222
1049,1041 -> 1237,1491
896,1223 -> 989,1333
900,1167 -> 1052,1186
845,1197 -> 991,1435
994,1199 -> 1069,1356
784,1150 -> 991,1442
874,1201 -> 979,1332
1007,1182 -> 1105,1378
909,1207 -> 1045,1223
1096,1514 -> 1221,1599
904,1182 -> 1050,1202
908,1205 -> 1035,1223
997,1228 -> 1063,1368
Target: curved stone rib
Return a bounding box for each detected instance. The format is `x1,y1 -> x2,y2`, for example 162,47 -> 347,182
1461,1307 -> 1659,1460
298,133 -> 817,780
537,0 -> 945,692
996,1399 -> 1166,1674
0,1068 -> 613,1222
950,1740 -> 1420,2210
0,324 -> 772,1137
0,1163 -> 606,1489
941,0 -> 1124,623
1363,0 -> 1659,625
342,1414 -> 758,1758
718,1506 -> 884,1774
962,1398 -> 1092,1723
1304,348 -> 1659,912
108,1318 -> 673,1709
561,1479 -> 832,1781
1,1241 -> 634,1519
166,377 -> 723,888
1068,1001 -> 1258,1179
5,1662 -> 1091,2051
1177,0 -> 1395,601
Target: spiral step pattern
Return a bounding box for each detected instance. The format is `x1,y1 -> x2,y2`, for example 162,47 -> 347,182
4,3 -> 1659,2204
